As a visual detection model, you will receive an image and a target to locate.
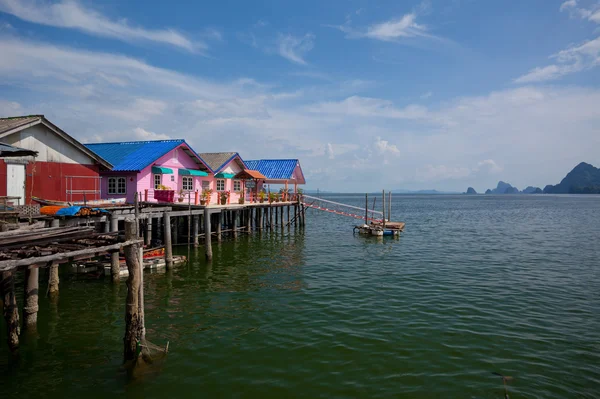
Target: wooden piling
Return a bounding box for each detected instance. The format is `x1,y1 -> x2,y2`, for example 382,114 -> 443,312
110,213 -> 120,282
281,206 -> 285,229
163,212 -> 173,269
287,206 -> 290,228
48,261 -> 59,296
270,205 -> 274,229
193,215 -> 199,248
217,212 -> 223,242
1,271 -> 20,352
123,219 -> 143,362
232,210 -> 238,238
204,207 -> 213,261
246,209 -> 251,233
145,217 -> 152,246
23,266 -> 39,331
173,217 -> 179,245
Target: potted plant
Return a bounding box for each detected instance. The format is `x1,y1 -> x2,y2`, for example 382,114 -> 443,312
297,188 -> 304,201
268,192 -> 276,203
154,184 -> 175,202
279,188 -> 290,202
258,191 -> 266,203
238,190 -> 245,204
201,188 -> 212,205
220,191 -> 230,205
177,189 -> 186,203
275,193 -> 281,203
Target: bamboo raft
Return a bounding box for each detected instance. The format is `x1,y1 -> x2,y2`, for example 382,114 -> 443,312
353,191 -> 405,236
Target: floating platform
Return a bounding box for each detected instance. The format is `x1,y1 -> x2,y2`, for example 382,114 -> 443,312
73,252 -> 187,277
354,221 -> 405,236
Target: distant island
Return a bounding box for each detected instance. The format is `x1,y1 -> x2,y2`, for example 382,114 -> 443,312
465,161 -> 600,195
543,162 -> 600,194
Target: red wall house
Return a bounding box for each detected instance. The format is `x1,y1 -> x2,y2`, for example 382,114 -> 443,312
0,115 -> 112,204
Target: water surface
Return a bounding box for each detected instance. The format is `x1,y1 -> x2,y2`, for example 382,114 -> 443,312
1,195 -> 599,398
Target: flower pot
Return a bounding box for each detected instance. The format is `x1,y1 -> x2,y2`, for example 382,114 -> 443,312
154,190 -> 175,202
200,199 -> 207,206
220,199 -> 227,205
259,199 -> 264,203
238,199 -> 245,204
178,198 -> 184,203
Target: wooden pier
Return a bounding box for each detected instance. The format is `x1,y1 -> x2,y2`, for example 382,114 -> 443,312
0,195 -> 307,357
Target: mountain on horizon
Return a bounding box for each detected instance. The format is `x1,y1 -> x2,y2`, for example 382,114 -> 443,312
543,162 -> 600,194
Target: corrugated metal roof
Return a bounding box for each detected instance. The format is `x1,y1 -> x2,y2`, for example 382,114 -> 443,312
0,115 -> 43,135
85,140 -> 185,171
198,152 -> 241,173
0,142 -> 38,157
244,159 -> 302,181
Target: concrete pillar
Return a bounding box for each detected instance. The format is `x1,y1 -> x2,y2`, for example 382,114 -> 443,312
193,215 -> 199,248
23,266 -> 39,331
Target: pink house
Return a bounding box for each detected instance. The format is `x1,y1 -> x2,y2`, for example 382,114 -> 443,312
85,140 -> 213,203
197,152 -> 248,204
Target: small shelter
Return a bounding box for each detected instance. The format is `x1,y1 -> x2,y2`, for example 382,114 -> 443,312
0,115 -> 112,204
85,140 -> 212,203
243,159 -> 306,193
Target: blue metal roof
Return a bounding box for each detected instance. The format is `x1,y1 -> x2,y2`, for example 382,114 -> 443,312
85,140 -> 185,171
244,159 -> 302,181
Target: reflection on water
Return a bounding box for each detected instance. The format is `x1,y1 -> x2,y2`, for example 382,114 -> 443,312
1,195 -> 600,398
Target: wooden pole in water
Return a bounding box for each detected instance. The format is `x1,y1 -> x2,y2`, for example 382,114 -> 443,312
145,217 -> 152,246
246,209 -> 251,233
163,211 -> 173,269
173,217 -> 179,245
389,191 -> 393,219
382,190 -> 386,228
204,207 -> 212,261
123,219 -> 143,362
217,211 -> 222,242
193,215 -> 199,247
110,212 -> 120,281
133,197 -> 145,340
281,206 -> 284,229
23,266 -> 39,331
48,261 -> 59,296
1,271 -> 20,352
270,205 -> 274,229
232,210 -> 238,238
365,193 -> 368,225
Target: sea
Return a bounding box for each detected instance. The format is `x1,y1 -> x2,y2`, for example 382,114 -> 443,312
1,194 -> 599,398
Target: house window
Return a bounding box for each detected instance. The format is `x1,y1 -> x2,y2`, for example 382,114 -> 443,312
182,176 -> 193,191
201,181 -> 210,190
154,174 -> 162,189
233,180 -> 241,192
108,177 -> 126,195
216,179 -> 225,191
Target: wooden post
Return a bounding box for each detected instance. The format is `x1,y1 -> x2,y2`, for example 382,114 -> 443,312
257,208 -> 262,231
365,193 -> 368,225
217,212 -> 223,242
232,210 -> 238,238
193,215 -> 199,247
163,212 -> 173,269
388,191 -> 392,222
281,206 -> 285,229
286,206 -> 290,227
110,213 -> 120,281
204,207 -> 213,261
1,271 -> 20,352
145,217 -> 152,246
294,204 -> 298,226
104,218 -> 110,233
173,217 -> 179,245
23,266 -> 39,331
46,261 -> 60,298
246,209 -> 251,233
382,190 -> 386,228
275,206 -> 278,228
123,219 -> 143,362
270,205 -> 273,229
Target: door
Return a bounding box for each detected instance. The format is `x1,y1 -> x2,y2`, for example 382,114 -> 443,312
6,163 -> 26,205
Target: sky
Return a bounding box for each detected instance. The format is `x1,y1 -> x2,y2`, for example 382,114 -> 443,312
1,0 -> 599,192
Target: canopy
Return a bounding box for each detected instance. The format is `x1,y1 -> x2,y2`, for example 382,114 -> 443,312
215,172 -> 236,179
152,166 -> 173,174
179,168 -> 209,176
233,169 -> 266,180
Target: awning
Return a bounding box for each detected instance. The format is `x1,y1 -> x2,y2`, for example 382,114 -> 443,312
179,168 -> 209,176
152,166 -> 173,174
215,172 -> 236,179
233,169 -> 266,180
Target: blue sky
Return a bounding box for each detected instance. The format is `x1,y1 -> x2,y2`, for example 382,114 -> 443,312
1,0 -> 599,192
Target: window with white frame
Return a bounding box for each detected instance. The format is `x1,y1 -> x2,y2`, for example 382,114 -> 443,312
216,179 -> 225,191
233,180 -> 241,192
108,177 -> 126,195
182,176 -> 193,191
154,174 -> 162,189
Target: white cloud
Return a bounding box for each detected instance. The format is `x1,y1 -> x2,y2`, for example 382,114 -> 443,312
309,96 -> 428,119
374,137 -> 400,155
1,36 -> 599,192
514,36 -> 600,83
560,0 -> 577,11
0,0 -> 200,52
276,33 -> 315,65
365,14 -> 428,41
560,0 -> 600,23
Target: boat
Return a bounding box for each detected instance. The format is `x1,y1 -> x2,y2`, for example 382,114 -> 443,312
32,196 -> 127,207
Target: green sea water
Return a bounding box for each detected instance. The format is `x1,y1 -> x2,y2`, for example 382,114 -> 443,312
1,194 -> 599,398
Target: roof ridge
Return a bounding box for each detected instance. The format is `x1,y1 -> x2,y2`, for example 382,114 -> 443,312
86,139 -> 184,145
0,115 -> 43,120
